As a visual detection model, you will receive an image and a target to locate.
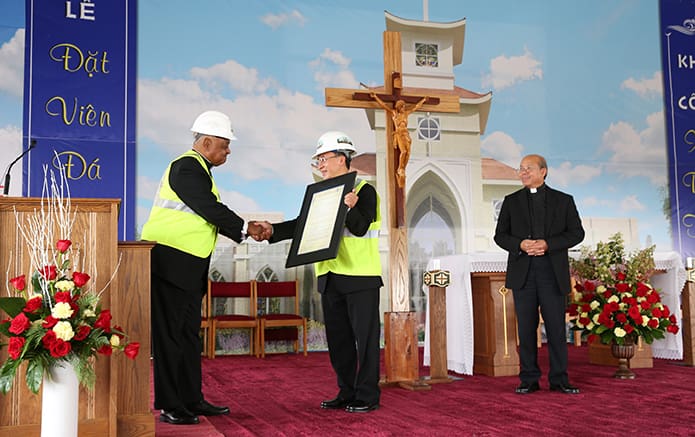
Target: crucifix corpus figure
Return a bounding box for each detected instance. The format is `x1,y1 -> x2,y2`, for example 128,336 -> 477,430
370,92 -> 428,188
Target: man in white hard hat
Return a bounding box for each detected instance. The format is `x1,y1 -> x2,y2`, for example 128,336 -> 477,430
253,131 -> 383,413
142,110 -> 263,425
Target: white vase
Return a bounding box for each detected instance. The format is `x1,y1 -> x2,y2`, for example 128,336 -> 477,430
41,361 -> 79,437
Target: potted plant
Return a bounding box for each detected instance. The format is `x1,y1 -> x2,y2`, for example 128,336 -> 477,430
568,233 -> 679,378
0,168 -> 140,436
0,238 -> 140,394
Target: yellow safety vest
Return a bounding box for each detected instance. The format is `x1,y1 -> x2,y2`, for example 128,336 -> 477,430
141,150 -> 219,258
315,179 -> 381,277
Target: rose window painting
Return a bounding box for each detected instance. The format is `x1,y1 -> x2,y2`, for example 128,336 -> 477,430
417,116 -> 440,141
415,42 -> 438,67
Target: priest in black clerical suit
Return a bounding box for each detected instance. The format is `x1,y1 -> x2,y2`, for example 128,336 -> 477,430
494,154 -> 585,395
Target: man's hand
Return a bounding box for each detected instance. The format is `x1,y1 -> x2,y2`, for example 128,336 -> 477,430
344,189 -> 358,209
247,220 -> 273,241
521,239 -> 548,256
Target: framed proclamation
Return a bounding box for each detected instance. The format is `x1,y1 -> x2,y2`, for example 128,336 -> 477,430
285,171 -> 357,268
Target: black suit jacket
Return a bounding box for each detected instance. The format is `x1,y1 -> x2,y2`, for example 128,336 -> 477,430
494,185 -> 584,293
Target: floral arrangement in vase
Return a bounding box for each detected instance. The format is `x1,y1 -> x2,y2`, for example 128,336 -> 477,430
568,233 -> 679,346
0,167 -> 139,394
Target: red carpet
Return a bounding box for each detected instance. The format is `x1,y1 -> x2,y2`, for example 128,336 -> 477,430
154,346 -> 695,436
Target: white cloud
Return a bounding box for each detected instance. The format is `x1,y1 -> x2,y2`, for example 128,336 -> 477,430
480,131 -> 523,168
619,195 -> 646,212
260,10 -> 306,30
190,60 -> 276,95
621,71 -> 662,99
0,29 -> 24,98
311,48 -> 351,69
579,195 -> 625,210
309,48 -> 359,90
137,57 -> 374,186
0,125 -> 23,196
580,196 -> 601,208
548,161 -> 602,188
579,194 -> 644,216
135,175 -> 159,235
600,111 -> 667,185
137,174 -> 160,204
217,186 -> 262,212
482,47 -> 542,91
136,205 -> 150,236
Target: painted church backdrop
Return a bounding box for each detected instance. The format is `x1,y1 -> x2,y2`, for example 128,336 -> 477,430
0,1 -> 676,352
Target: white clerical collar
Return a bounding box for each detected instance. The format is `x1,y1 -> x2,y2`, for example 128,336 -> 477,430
529,184 -> 546,194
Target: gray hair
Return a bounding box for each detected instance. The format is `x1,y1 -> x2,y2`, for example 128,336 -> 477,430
193,132 -> 205,145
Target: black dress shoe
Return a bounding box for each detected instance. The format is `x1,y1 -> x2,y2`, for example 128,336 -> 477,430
186,399 -> 230,416
159,408 -> 199,425
345,400 -> 379,413
320,396 -> 353,409
550,383 -> 580,394
515,381 -> 540,394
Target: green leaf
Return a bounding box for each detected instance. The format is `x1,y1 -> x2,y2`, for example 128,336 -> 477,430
71,356 -> 95,389
31,271 -> 44,294
0,321 -> 10,337
25,360 -> 44,394
0,297 -> 27,317
600,331 -> 614,344
0,374 -> 15,394
0,360 -> 19,394
651,330 -> 665,341
642,331 -> 654,344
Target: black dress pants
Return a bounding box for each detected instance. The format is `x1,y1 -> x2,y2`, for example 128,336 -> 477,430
512,256 -> 569,386
151,273 -> 205,410
321,287 -> 381,404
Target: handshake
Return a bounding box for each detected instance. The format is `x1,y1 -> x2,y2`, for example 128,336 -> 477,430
246,220 -> 274,242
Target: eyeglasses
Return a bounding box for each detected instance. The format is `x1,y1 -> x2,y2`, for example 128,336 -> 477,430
313,155 -> 340,166
517,165 -> 539,173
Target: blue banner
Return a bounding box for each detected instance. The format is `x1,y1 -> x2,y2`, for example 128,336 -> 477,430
660,0 -> 695,259
22,0 -> 137,240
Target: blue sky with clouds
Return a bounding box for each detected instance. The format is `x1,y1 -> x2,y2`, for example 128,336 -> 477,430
0,1 -> 670,248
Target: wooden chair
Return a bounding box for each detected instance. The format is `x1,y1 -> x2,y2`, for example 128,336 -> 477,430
257,280 -> 307,358
200,284 -> 213,358
208,280 -> 258,358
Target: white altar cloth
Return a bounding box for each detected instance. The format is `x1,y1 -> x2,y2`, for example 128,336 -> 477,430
648,251 -> 685,360
423,251 -> 686,374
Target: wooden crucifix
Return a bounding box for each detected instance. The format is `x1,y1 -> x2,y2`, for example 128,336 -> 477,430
325,31 -> 459,387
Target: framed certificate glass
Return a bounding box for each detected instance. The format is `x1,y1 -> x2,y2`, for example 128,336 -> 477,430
285,171 -> 357,268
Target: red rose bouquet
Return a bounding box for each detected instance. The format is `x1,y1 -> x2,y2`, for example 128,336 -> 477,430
568,276 -> 679,345
0,239 -> 140,394
568,233 -> 679,345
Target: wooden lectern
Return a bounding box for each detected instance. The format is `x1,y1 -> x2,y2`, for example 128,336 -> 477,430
423,269 -> 454,384
0,198 -> 154,437
470,272 -> 520,377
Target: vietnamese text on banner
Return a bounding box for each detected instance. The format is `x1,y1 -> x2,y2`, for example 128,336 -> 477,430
660,0 -> 695,259
22,0 -> 137,240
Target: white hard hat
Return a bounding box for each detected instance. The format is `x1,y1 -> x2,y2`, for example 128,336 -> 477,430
190,110 -> 237,141
313,131 -> 356,159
